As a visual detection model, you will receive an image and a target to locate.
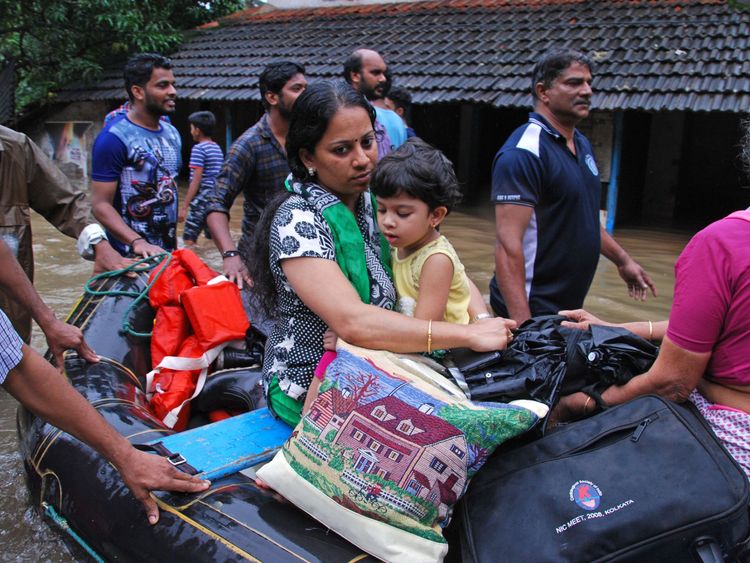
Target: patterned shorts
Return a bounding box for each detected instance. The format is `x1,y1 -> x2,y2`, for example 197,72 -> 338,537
690,389 -> 750,478
0,309 -> 24,385
183,192 -> 213,242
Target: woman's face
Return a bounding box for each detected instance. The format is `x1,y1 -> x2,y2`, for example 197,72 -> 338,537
301,106 -> 378,209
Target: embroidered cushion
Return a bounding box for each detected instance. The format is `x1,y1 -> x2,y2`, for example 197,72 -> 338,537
257,342 -> 547,562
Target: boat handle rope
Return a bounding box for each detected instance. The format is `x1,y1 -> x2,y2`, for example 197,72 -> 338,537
42,502 -> 105,563
84,253 -> 172,338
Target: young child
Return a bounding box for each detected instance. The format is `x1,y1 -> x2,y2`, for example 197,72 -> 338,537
371,137 -> 489,325
180,111 -> 224,246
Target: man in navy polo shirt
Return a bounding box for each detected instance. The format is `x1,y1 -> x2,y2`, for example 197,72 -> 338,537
490,49 -> 655,323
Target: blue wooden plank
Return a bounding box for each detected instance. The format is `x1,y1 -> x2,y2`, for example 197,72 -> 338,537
149,408 -> 292,481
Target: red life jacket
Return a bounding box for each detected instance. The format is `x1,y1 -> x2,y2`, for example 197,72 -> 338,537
147,249 -> 249,430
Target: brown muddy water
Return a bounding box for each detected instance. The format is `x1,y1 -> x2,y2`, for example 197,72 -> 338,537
0,200 -> 690,561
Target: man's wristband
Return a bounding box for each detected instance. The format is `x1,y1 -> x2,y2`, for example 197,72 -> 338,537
77,223 -> 108,260
222,250 -> 240,259
130,236 -> 144,246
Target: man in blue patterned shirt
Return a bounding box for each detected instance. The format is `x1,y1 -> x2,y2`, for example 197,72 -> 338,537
92,53 -> 182,257
206,61 -> 307,288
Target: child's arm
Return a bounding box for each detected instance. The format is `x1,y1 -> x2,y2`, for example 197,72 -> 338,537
467,278 -> 490,320
179,166 -> 203,223
414,253 -> 454,321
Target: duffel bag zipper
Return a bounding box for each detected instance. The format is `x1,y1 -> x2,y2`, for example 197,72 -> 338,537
565,413 -> 660,456
476,413 -> 664,486
631,417 -> 653,442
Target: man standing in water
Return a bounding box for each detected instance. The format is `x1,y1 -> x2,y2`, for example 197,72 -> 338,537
0,124 -> 129,342
490,48 -> 655,323
91,53 -> 182,258
206,61 -> 307,287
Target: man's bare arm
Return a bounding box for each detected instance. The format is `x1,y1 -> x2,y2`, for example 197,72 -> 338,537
494,204 -> 533,323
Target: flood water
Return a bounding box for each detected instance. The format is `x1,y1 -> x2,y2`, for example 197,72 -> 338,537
0,198 -> 691,561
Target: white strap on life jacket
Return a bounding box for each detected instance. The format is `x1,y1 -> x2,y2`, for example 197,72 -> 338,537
145,338 -> 244,428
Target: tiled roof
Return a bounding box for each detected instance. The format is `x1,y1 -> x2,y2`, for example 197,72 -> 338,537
57,0 -> 750,112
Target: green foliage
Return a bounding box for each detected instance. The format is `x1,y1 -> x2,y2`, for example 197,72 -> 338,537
439,403 -> 536,449
328,451 -> 344,471
729,0 -> 750,10
0,0 -> 244,111
302,417 -> 320,436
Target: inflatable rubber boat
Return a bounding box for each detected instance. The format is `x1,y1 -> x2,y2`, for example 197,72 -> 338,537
16,268 -> 375,562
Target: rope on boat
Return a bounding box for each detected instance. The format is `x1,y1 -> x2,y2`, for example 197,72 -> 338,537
84,252 -> 172,338
42,502 -> 106,563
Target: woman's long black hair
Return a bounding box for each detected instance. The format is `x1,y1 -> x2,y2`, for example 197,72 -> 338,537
249,80 -> 376,320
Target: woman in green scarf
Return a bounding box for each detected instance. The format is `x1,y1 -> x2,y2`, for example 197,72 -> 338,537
251,80 -> 514,426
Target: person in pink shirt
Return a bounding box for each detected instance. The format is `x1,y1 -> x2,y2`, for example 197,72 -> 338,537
551,208 -> 750,476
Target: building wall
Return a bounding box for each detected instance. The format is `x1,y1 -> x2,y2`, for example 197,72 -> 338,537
21,101 -> 112,192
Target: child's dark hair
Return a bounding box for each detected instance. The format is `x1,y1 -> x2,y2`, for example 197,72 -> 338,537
188,111 -> 216,137
370,137 -> 462,212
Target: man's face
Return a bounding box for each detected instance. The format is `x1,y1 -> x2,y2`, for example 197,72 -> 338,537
537,62 -> 592,124
352,53 -> 388,100
385,97 -> 404,118
275,73 -> 307,118
140,67 -> 177,116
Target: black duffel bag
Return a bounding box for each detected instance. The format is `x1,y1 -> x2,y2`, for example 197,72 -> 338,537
458,395 -> 750,562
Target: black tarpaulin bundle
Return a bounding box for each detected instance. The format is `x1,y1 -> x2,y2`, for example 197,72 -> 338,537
448,315 -> 659,407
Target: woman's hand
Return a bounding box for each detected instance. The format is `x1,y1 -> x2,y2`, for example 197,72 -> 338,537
559,309 -> 611,331
548,392 -> 589,427
465,317 -> 516,352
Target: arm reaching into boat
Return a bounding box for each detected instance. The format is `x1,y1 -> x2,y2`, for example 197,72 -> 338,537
0,239 -> 98,368
559,308 -> 667,342
3,340 -> 210,524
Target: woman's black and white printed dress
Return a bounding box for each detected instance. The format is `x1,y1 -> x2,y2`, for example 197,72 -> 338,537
263,190 -> 395,401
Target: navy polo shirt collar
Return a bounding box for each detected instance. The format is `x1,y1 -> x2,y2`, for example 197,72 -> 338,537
528,112 -> 562,139
528,111 -> 587,156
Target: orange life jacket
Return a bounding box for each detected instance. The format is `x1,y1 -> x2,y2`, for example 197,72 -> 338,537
147,249 -> 249,430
